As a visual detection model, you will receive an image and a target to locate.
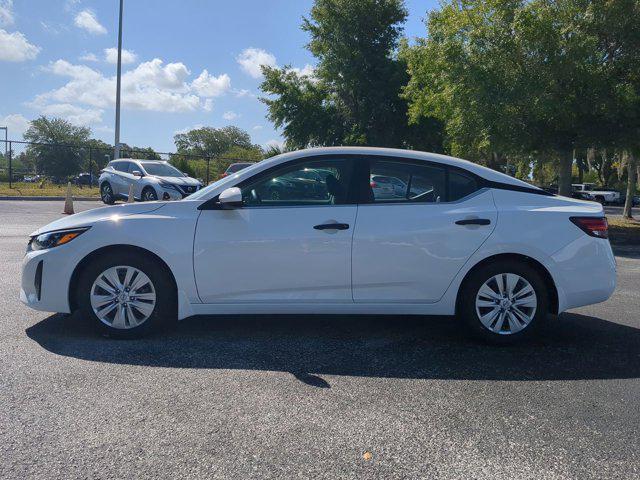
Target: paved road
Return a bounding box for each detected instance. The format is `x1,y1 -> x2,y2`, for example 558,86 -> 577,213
1,200 -> 639,479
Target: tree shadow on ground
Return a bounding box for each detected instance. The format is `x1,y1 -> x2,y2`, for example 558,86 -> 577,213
26,312 -> 640,382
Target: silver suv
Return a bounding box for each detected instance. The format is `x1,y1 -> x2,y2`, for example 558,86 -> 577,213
99,159 -> 202,204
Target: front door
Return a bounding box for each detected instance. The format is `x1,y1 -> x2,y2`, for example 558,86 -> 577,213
193,156 -> 357,303
352,157 -> 497,303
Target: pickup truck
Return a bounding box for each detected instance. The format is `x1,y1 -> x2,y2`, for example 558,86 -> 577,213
571,184 -> 621,204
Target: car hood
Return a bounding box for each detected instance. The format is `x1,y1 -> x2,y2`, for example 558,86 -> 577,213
30,202 -> 167,236
154,176 -> 200,186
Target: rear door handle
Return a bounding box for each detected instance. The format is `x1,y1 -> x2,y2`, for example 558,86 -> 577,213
314,223 -> 350,230
455,218 -> 491,226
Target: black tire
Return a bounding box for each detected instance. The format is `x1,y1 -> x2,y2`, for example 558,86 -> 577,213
140,187 -> 158,202
76,250 -> 177,338
458,260 -> 549,344
100,182 -> 115,205
595,195 -> 606,205
142,187 -> 158,202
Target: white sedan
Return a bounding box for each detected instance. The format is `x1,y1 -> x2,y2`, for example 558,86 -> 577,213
21,147 -> 616,343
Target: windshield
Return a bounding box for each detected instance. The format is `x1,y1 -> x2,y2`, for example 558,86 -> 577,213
142,162 -> 184,177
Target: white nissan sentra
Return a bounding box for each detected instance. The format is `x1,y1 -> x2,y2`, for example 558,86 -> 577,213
20,147 -> 616,343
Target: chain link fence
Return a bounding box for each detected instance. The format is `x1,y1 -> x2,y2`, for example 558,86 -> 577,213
0,139 -> 256,191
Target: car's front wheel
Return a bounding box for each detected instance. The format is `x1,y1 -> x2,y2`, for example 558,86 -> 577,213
100,182 -> 115,205
141,187 -> 158,202
76,250 -> 177,338
459,260 -> 549,344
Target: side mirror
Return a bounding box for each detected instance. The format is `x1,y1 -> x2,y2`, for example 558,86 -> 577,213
183,172 -> 189,177
218,187 -> 243,209
132,170 -> 143,177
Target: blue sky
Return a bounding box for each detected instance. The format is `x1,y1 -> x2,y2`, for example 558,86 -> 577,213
0,0 -> 437,152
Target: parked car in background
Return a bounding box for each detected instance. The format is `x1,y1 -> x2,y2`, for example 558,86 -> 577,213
22,147 -> 616,344
23,175 -> 42,183
98,159 -> 202,204
571,183 -> 621,204
220,162 -> 254,179
73,173 -> 97,187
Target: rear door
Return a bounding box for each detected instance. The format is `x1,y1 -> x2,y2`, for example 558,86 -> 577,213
352,157 -> 497,303
110,161 -> 130,196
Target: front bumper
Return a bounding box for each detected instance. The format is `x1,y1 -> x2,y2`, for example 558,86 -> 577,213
156,185 -> 200,201
21,247 -> 75,314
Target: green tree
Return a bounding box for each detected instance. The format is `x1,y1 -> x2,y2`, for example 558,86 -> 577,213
261,0 -> 443,151
23,117 -> 91,177
174,126 -> 256,159
402,0 -> 627,196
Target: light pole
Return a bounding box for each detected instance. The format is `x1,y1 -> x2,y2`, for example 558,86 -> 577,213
0,126 -> 7,184
113,0 -> 124,159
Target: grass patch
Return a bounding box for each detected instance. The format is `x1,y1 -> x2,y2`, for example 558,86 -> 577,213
608,217 -> 640,245
0,182 -> 100,198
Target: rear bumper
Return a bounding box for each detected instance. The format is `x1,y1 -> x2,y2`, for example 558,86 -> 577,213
551,235 -> 616,312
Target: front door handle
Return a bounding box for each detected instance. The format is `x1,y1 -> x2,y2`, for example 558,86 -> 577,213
314,223 -> 350,230
455,218 -> 491,226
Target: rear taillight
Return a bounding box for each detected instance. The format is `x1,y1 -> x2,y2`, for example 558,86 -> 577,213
570,217 -> 609,239
370,181 -> 377,188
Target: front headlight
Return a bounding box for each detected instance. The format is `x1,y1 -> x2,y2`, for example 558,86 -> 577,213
28,227 -> 90,252
159,181 -> 180,191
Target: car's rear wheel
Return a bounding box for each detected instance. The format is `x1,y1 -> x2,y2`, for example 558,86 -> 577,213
76,251 -> 176,338
100,182 -> 115,205
142,187 -> 158,202
459,260 -> 549,344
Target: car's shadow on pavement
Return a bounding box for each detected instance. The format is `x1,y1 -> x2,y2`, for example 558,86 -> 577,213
26,313 -> 640,384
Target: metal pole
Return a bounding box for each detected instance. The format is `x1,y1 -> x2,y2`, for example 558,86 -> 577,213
114,0 -> 124,159
88,147 -> 92,185
8,141 -> 12,189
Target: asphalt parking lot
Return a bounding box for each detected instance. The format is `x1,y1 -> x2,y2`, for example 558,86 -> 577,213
1,200 -> 639,479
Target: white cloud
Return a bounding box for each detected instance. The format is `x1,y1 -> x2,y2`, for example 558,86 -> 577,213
0,29 -> 40,61
74,10 -> 106,35
0,0 -> 14,26
265,139 -> 284,150
237,48 -> 277,79
233,88 -> 251,98
40,103 -> 103,126
79,52 -> 98,62
289,64 -> 315,78
252,125 -> 263,131
31,58 -> 233,120
222,111 -> 239,121
104,47 -> 137,65
191,70 -> 231,97
0,113 -> 30,139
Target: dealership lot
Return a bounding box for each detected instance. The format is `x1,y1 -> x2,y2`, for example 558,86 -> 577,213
1,201 -> 639,479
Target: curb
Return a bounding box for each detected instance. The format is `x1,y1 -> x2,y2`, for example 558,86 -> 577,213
0,196 -> 100,201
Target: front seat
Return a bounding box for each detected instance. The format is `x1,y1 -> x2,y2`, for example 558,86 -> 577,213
325,174 -> 345,204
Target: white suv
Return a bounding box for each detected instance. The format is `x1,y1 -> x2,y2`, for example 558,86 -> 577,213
99,159 -> 202,204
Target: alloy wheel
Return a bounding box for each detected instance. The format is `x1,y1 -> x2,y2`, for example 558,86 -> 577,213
101,184 -> 113,203
90,265 -> 156,329
475,273 -> 537,335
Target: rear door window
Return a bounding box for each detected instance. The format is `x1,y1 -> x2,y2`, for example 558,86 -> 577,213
448,170 -> 479,201
368,159 -> 446,203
